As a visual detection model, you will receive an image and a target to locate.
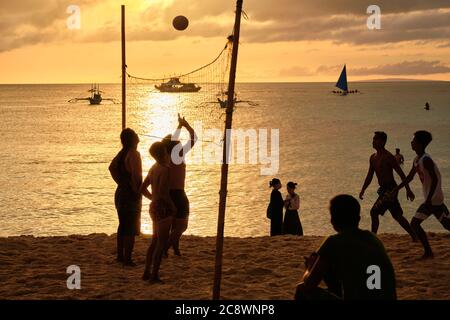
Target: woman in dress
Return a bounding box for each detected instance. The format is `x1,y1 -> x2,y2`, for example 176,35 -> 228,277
283,181 -> 303,236
267,178 -> 284,236
141,142 -> 176,283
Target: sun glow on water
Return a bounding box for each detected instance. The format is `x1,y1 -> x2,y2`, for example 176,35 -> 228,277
138,91 -> 183,234
146,92 -> 178,109
138,92 -> 179,166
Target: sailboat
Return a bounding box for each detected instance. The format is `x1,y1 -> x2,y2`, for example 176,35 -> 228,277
333,65 -> 359,95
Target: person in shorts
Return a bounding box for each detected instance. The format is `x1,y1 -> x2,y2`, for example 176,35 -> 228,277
162,114 -> 197,256
395,131 -> 450,259
141,142 -> 176,282
359,132 -> 416,241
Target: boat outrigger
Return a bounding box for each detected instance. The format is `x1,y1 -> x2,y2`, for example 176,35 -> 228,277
69,84 -> 119,105
332,65 -> 359,95
155,77 -> 201,93
214,91 -> 259,109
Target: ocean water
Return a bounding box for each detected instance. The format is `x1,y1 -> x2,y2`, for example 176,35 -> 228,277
0,82 -> 449,237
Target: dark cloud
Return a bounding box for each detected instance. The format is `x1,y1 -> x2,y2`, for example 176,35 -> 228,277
245,0 -> 450,19
314,60 -> 450,76
0,0 -> 94,52
129,1 -> 450,45
279,66 -> 314,77
437,42 -> 450,48
350,60 -> 450,75
316,65 -> 342,75
2,0 -> 450,52
241,9 -> 450,45
281,60 -> 450,77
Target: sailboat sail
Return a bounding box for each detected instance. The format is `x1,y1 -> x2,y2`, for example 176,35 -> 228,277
335,65 -> 348,92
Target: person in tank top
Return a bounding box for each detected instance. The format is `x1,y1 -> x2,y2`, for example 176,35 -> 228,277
395,130 -> 450,259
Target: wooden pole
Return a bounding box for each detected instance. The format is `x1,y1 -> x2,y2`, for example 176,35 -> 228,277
121,5 -> 126,130
212,0 -> 243,300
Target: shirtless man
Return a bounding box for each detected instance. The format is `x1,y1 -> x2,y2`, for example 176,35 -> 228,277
359,132 -> 416,240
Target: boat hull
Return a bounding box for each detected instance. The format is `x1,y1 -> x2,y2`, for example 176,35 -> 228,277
89,97 -> 102,105
155,85 -> 201,93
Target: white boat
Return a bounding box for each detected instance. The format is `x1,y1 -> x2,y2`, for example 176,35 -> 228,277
155,78 -> 201,92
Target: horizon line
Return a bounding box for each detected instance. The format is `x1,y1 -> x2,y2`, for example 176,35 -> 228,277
1,79 -> 449,85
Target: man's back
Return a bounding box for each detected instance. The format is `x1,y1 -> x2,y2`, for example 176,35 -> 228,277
317,229 -> 396,300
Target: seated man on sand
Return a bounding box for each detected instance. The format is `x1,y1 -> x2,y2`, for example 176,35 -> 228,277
295,195 -> 397,300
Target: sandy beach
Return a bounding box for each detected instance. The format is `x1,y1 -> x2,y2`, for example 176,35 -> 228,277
0,233 -> 449,300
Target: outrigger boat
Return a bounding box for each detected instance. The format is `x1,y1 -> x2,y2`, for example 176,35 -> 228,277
215,91 -> 258,109
69,84 -> 119,105
155,77 -> 201,93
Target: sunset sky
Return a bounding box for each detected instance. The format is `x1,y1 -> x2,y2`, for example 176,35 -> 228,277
1,0 -> 450,83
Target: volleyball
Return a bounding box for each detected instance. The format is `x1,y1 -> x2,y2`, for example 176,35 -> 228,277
172,15 -> 189,31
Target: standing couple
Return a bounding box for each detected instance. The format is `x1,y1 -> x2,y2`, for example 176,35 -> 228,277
109,114 -> 197,282
267,179 -> 303,236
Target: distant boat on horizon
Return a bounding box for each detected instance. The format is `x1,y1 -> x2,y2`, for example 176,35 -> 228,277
87,84 -> 103,105
68,84 -> 119,105
333,65 -> 359,95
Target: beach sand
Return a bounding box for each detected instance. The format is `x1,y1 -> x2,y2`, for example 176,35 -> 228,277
0,233 -> 449,300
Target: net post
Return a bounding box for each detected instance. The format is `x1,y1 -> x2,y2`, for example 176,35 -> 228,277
121,5 -> 126,130
212,0 -> 243,300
